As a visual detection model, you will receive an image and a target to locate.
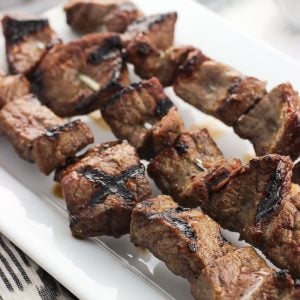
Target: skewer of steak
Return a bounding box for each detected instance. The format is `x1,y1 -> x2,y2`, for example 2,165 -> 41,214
2,15 -> 60,75
234,83 -> 300,159
148,128 -> 300,278
131,195 -> 299,299
56,141 -> 151,238
32,33 -> 128,117
122,12 -> 178,51
100,77 -> 184,159
64,0 -> 142,33
148,129 -> 241,207
0,71 -> 30,109
0,94 -> 93,175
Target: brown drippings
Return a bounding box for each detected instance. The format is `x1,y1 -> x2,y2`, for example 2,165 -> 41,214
52,183 -> 63,199
136,246 -> 149,254
292,184 -> 300,195
89,111 -> 110,131
189,122 -> 224,139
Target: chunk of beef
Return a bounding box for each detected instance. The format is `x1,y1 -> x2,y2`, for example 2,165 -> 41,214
2,15 -> 60,75
173,50 -> 266,126
130,195 -> 234,282
148,129 -> 241,207
58,141 -> 151,238
33,33 -> 128,117
126,39 -> 196,86
64,0 -> 141,33
101,77 -> 184,159
0,72 -> 30,109
235,83 -> 300,159
123,12 -> 177,51
32,120 -> 94,175
205,154 -> 300,278
0,95 -> 94,174
192,247 -> 298,300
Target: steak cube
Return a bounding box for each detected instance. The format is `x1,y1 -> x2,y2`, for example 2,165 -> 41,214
148,129 -> 241,207
101,77 -> 184,158
64,0 -> 141,33
173,50 -> 266,126
234,83 -> 300,158
33,33 -> 129,116
2,15 -> 60,75
130,195 -> 234,282
58,141 -> 151,238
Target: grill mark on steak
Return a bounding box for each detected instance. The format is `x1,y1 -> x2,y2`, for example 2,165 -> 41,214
45,121 -> 80,138
174,141 -> 189,155
256,166 -> 285,222
78,164 -> 145,205
4,18 -> 49,44
156,98 -> 174,118
87,36 -> 121,65
147,207 -> 198,252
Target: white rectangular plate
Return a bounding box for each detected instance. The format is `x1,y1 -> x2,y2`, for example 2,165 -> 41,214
0,1 -> 300,299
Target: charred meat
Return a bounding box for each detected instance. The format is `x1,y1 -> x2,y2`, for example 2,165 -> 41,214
130,195 -> 234,281
0,94 -> 93,174
2,15 -> 60,75
57,141 -> 151,238
126,40 -> 196,86
64,0 -> 142,33
148,129 -> 241,207
33,33 -> 128,117
123,12 -> 177,51
0,72 -> 30,109
203,154 -> 300,278
235,83 -> 300,159
131,196 -> 299,299
101,77 -> 184,159
173,49 -> 267,126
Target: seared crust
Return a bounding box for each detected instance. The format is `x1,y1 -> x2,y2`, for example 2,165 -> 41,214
58,141 -> 151,238
64,0 -> 141,33
235,83 -> 300,159
173,50 -> 266,126
148,129 -> 241,207
101,77 -> 184,158
33,33 -> 128,116
33,120 -> 94,175
123,12 -> 177,51
0,73 -> 30,109
2,15 -> 60,74
130,195 -> 234,282
126,40 -> 196,86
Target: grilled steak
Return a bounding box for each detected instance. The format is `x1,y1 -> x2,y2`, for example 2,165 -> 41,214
173,50 -> 267,126
101,77 -> 184,158
202,154 -> 300,278
123,12 -> 177,51
192,247 -> 298,300
131,196 -> 299,299
0,94 -> 93,174
58,141 -> 151,238
235,83 -> 300,159
0,72 -> 30,109
126,40 -> 196,86
148,129 -> 241,207
32,33 -> 128,116
130,195 -> 234,282
32,120 -> 94,175
2,15 -> 60,75
64,0 -> 141,33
